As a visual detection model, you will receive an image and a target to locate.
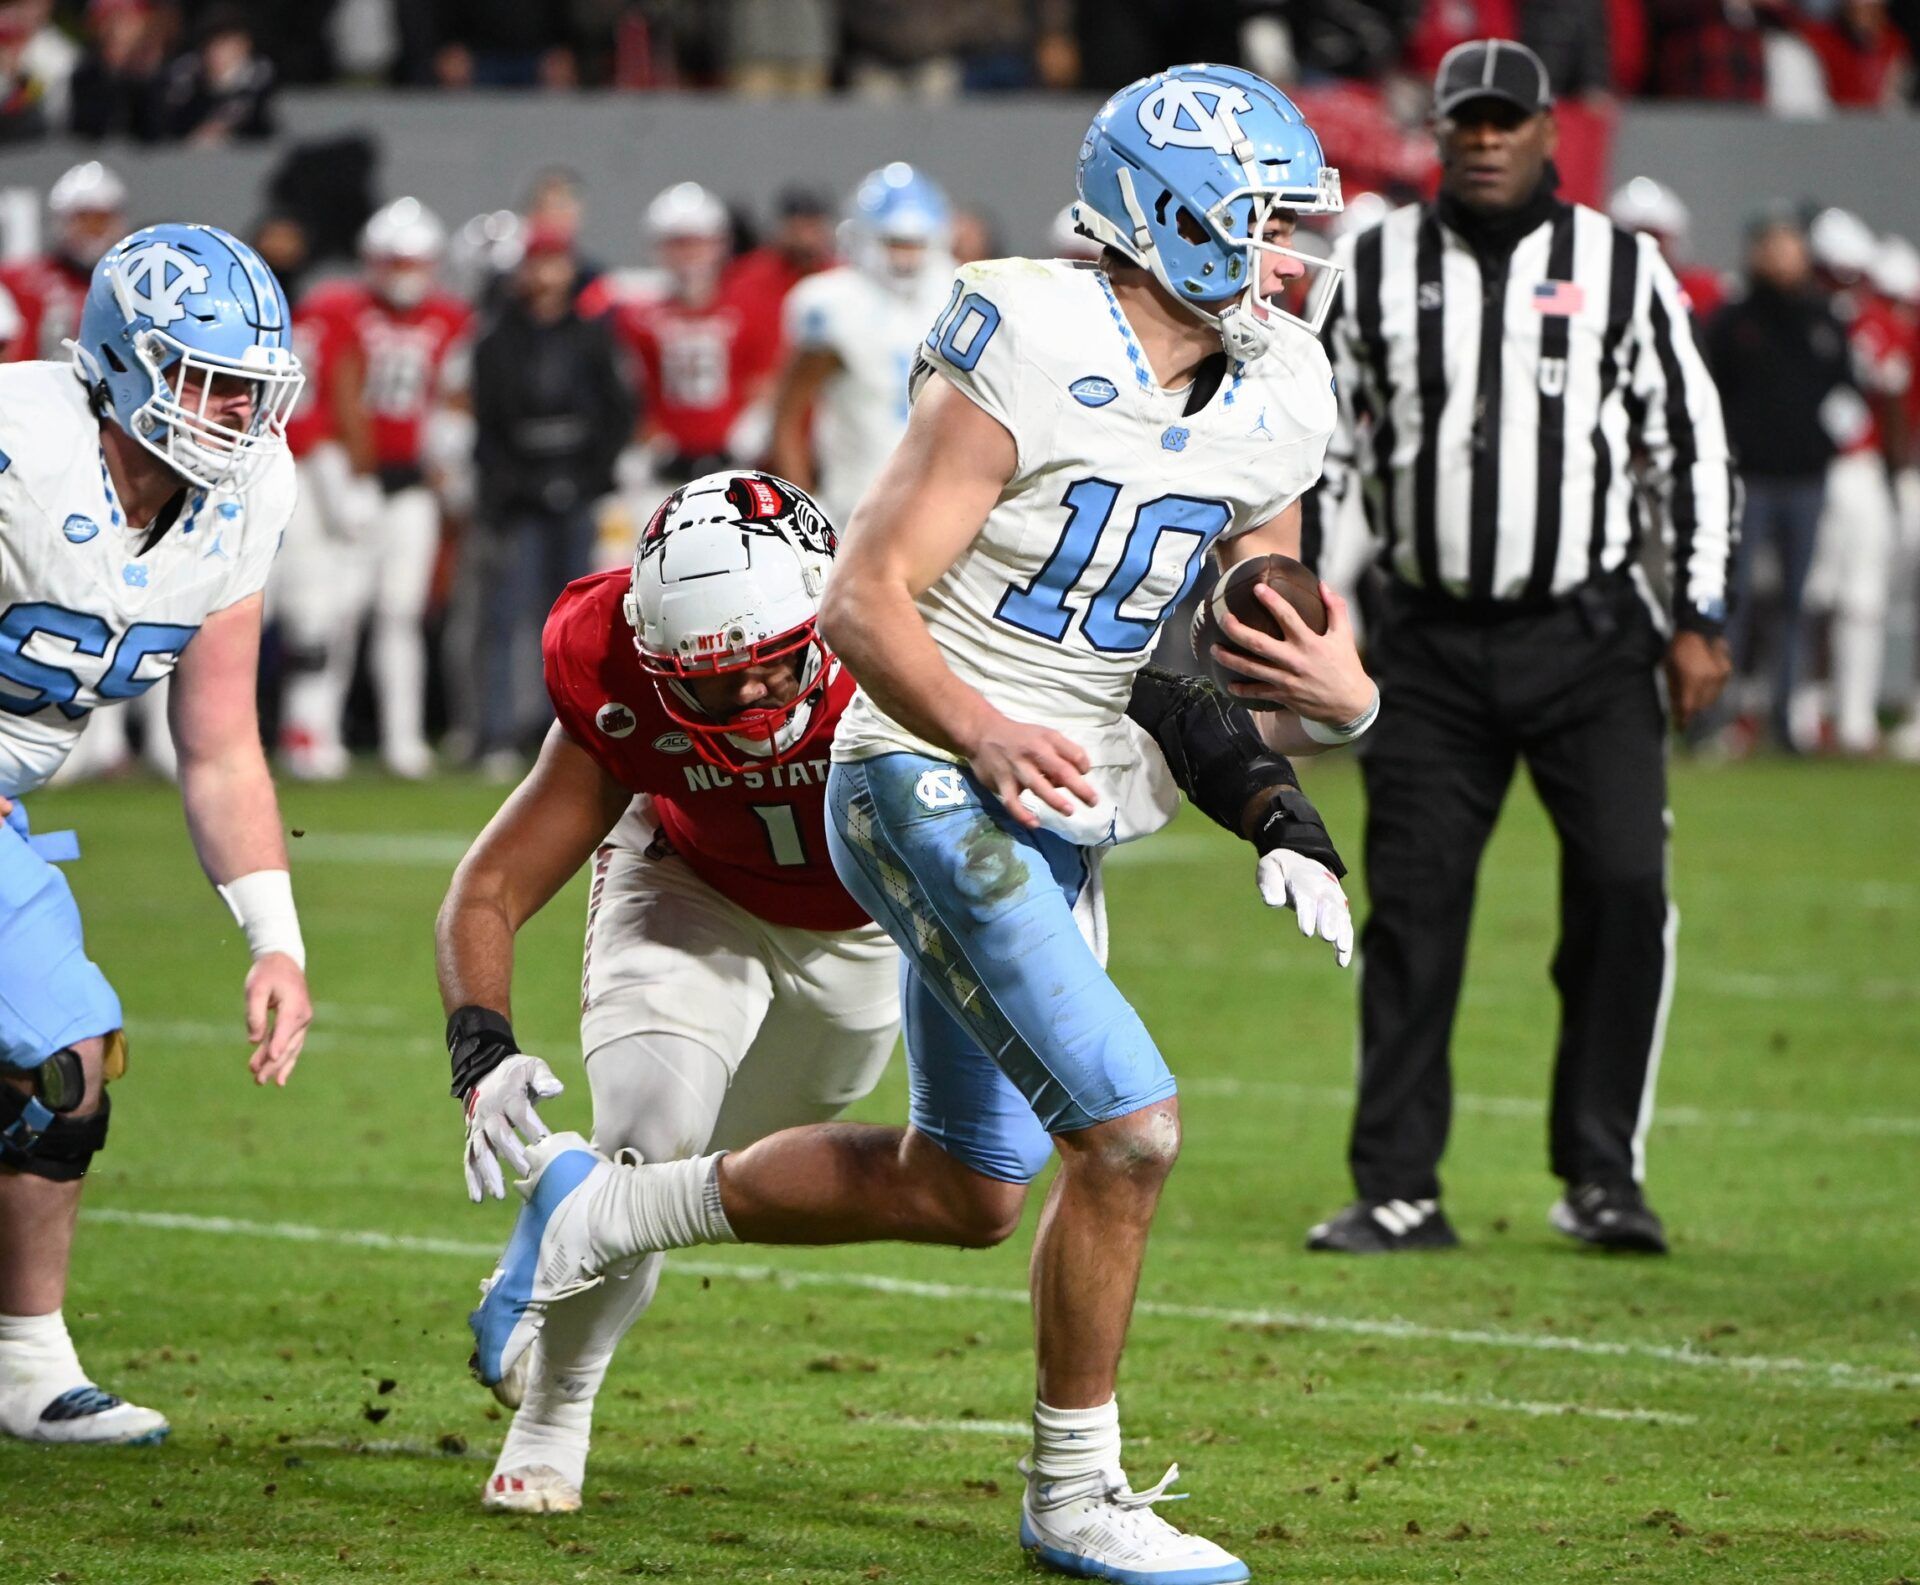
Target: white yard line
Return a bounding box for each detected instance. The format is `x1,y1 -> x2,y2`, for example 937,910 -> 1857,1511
1391,1390 -> 1695,1427
82,1208 -> 1917,1393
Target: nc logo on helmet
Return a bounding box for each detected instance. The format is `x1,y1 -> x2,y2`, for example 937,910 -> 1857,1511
1136,80 -> 1253,155
116,243 -> 210,329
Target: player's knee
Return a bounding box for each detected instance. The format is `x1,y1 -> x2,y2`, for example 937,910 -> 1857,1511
901,1131 -> 1027,1248
937,1173 -> 1026,1249
586,1034 -> 728,1163
0,1082 -> 111,1182
1063,1102 -> 1182,1187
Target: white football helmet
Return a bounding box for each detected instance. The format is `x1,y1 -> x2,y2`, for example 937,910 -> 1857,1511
361,197 -> 446,308
623,470 -> 839,772
646,182 -> 729,300
1870,236 -> 1920,306
1809,207 -> 1877,282
1609,176 -> 1689,241
48,160 -> 128,269
645,181 -> 729,242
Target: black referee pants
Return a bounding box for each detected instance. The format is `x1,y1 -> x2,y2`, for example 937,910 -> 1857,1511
1351,573 -> 1673,1202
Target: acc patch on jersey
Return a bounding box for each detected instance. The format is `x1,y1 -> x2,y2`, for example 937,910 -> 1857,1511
596,702 -> 637,739
1069,376 -> 1118,408
62,514 -> 99,544
652,730 -> 692,754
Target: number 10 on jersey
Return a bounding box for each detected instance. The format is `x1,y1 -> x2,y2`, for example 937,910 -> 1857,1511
995,482 -> 1231,654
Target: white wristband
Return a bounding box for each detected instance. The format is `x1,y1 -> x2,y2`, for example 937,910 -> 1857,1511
216,870 -> 307,969
1301,684 -> 1381,746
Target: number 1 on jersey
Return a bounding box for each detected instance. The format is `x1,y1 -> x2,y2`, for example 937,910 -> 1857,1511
750,803 -> 808,868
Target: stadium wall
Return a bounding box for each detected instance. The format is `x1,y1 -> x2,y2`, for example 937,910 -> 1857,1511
1,93 -> 1913,274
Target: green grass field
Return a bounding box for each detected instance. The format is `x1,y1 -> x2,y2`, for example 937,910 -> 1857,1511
3,756 -> 1917,1585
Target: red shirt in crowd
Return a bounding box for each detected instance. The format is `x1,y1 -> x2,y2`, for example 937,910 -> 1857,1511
542,568 -> 867,933
299,280 -> 472,470
1800,16 -> 1911,109
0,255 -> 89,363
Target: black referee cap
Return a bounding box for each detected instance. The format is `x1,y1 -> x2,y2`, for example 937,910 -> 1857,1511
1434,38 -> 1553,119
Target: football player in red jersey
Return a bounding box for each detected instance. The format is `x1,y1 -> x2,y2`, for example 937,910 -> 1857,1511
0,162 -> 125,365
272,286 -> 378,779
288,198 -> 473,777
590,183 -> 778,487
438,470 -> 1350,1514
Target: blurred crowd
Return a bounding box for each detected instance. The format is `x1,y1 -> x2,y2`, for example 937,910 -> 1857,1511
6,0 -> 1920,141
4,142 -> 1918,779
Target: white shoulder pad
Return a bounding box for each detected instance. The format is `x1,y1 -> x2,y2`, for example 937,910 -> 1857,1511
213,444 -> 298,609
782,267 -> 855,353
0,363 -> 99,517
912,258 -> 1061,438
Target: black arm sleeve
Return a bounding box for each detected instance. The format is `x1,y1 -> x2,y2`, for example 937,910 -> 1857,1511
1123,666 -> 1346,877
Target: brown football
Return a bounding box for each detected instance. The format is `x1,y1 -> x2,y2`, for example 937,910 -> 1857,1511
1189,554 -> 1327,706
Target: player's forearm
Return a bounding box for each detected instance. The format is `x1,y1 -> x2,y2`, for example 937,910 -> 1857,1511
434,874 -> 519,1020
821,573 -> 997,757
1256,712 -> 1338,757
178,748 -> 291,886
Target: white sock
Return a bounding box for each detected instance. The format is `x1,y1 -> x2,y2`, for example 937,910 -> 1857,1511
1032,1396 -> 1122,1482
500,1253 -> 666,1490
0,1312 -> 90,1430
587,1152 -> 737,1268
0,1311 -> 84,1383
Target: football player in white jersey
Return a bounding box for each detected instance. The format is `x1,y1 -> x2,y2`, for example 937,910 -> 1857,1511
766,164 -> 956,529
0,223 -> 313,1445
463,67 -> 1373,1582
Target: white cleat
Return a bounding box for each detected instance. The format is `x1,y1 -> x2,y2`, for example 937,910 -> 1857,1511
0,1383 -> 170,1446
1020,1461 -> 1249,1584
468,1132 -> 610,1391
481,1463 -> 582,1514
488,1342 -> 531,1411
382,742 -> 435,780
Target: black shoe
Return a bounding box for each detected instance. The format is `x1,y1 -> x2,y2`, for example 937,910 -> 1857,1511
1550,1182 -> 1668,1253
1306,1198 -> 1460,1253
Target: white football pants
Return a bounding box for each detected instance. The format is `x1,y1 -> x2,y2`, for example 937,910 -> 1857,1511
275,472 -> 439,771
1807,452 -> 1895,752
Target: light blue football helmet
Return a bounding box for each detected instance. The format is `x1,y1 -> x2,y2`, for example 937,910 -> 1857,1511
845,163 -> 953,294
71,222 -> 304,490
1075,64 -> 1343,360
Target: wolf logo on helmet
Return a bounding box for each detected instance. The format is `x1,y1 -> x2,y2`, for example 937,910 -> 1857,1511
621,470 -> 840,773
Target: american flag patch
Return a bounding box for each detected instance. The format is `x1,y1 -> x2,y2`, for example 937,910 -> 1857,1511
1531,280 -> 1585,316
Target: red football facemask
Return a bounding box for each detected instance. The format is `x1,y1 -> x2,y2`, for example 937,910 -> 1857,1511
636,622 -> 832,775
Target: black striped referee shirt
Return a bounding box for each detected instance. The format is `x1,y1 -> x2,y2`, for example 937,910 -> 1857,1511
1303,192 -> 1737,632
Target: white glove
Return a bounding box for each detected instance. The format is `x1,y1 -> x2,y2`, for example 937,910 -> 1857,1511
462,1053 -> 566,1202
1256,848 -> 1355,967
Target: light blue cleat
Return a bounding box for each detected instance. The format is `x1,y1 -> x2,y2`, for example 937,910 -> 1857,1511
468,1132 -> 609,1388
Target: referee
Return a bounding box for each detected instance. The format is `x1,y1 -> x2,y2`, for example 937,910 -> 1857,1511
1301,39 -> 1736,1256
